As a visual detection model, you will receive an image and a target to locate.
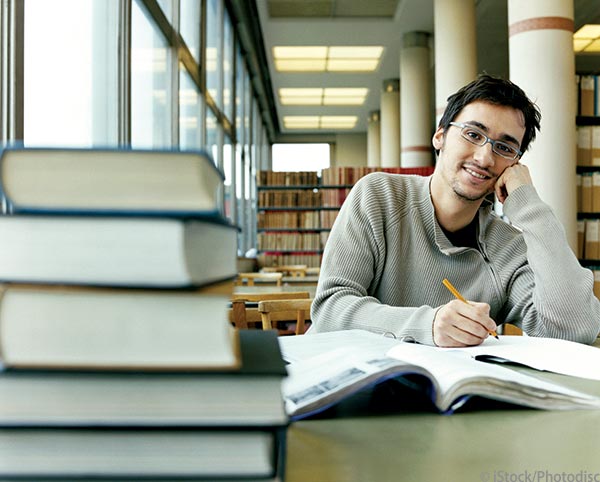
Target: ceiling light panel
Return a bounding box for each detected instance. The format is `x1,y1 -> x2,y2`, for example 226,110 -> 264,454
283,116 -> 358,129
273,45 -> 383,72
574,24 -> 600,39
573,24 -> 600,52
279,87 -> 368,106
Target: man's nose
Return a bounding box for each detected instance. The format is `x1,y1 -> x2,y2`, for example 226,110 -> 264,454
473,140 -> 495,167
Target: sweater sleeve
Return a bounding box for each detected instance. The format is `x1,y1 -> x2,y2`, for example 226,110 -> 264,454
501,184 -> 600,344
310,174 -> 437,345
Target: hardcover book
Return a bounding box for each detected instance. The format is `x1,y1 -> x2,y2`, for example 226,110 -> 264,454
0,146 -> 224,215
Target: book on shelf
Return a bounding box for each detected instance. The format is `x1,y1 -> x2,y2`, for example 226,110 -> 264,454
578,220 -> 585,259
577,125 -> 592,166
0,428 -> 283,481
579,74 -> 596,117
0,213 -> 238,287
279,330 -> 600,420
0,146 -> 224,215
257,170 -> 318,186
0,330 -> 287,427
0,282 -> 241,371
585,219 -> 599,260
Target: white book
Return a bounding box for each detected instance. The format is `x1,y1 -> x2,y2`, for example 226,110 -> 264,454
0,283 -> 240,370
0,146 -> 223,215
0,214 -> 237,287
0,429 -> 280,479
279,330 -> 600,419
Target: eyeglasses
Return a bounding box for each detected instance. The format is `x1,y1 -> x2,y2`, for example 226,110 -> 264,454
449,122 -> 522,161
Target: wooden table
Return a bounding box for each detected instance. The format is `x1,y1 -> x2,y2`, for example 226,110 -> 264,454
286,346 -> 600,482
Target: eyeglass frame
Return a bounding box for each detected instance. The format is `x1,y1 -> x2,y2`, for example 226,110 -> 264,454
448,121 -> 523,161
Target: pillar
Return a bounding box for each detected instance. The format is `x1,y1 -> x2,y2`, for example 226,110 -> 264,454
367,110 -> 381,167
433,0 -> 477,124
400,32 -> 433,167
380,79 -> 400,168
508,0 -> 577,249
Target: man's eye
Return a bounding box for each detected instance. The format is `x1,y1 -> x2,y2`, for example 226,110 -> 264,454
495,143 -> 513,154
465,129 -> 483,141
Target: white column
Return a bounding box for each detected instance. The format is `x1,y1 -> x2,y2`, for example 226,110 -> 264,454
367,110 -> 381,167
508,0 -> 577,249
380,79 -> 400,168
433,0 -> 477,124
400,32 -> 433,167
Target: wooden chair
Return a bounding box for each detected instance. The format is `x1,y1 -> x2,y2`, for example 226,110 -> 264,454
229,291 -> 310,329
235,272 -> 283,287
502,323 -> 523,336
257,298 -> 313,335
262,265 -> 308,277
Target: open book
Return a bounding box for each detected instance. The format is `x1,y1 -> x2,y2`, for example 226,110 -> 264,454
279,330 -> 600,419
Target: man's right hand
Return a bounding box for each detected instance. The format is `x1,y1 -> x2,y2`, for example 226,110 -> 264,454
433,299 -> 497,347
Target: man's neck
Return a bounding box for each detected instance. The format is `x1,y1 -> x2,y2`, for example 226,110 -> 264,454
429,176 -> 483,232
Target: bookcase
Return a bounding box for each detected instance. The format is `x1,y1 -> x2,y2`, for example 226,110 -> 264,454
575,73 -> 600,298
256,166 -> 434,268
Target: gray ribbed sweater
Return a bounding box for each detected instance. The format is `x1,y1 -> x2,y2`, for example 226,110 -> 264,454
310,172 -> 600,345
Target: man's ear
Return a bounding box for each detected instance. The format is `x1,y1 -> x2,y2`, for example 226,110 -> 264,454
432,127 -> 445,150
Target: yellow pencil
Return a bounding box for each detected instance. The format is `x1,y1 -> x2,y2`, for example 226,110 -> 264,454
442,278 -> 499,339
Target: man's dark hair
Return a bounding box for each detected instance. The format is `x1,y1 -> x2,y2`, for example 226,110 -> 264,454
438,74 -> 541,154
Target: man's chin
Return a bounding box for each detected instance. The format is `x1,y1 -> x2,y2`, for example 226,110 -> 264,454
452,186 -> 490,203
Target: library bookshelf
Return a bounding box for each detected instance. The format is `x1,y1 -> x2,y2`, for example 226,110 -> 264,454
256,167 -> 434,269
576,74 -> 600,297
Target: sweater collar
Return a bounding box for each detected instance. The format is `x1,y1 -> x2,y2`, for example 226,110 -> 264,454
422,177 -> 494,254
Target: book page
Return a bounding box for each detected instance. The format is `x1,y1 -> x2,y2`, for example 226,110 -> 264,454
282,346 -> 431,418
386,343 -> 600,411
278,329 -> 399,364
442,336 -> 600,381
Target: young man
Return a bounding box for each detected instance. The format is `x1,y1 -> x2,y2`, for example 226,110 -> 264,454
310,74 -> 600,347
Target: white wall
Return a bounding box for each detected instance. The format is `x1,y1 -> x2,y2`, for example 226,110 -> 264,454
332,133 -> 368,167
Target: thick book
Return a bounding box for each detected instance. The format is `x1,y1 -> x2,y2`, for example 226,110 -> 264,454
0,146 -> 224,215
0,330 -> 288,427
279,330 -> 600,419
0,283 -> 241,371
0,428 -> 283,480
0,214 -> 237,287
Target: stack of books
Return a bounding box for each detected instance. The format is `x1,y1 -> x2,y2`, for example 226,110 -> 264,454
0,146 -> 287,481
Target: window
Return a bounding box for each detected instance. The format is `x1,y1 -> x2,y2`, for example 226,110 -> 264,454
180,0 -> 200,62
131,0 -> 172,149
179,68 -> 203,149
205,0 -> 222,110
23,0 -> 118,147
222,8 -> 234,124
272,143 -> 330,172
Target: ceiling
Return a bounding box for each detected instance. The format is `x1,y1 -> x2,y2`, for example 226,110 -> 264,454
251,0 -> 600,140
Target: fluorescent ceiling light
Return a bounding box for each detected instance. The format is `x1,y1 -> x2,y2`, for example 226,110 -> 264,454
283,116 -> 320,128
574,24 -> 600,39
328,46 -> 383,59
585,39 -> 600,52
273,45 -> 383,72
574,24 -> 600,52
283,115 -> 358,129
279,87 -> 368,106
273,46 -> 327,59
327,59 -> 379,71
274,59 -> 327,71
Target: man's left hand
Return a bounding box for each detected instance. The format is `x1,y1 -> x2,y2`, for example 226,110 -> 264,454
494,163 -> 533,203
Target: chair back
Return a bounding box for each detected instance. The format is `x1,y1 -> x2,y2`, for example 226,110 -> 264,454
229,291 -> 310,329
235,272 -> 283,286
257,298 -> 313,335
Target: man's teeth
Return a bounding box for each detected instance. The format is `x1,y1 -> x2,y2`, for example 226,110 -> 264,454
465,168 -> 487,179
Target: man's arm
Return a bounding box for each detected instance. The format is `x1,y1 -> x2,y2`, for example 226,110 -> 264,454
496,164 -> 600,343
311,174 -> 452,345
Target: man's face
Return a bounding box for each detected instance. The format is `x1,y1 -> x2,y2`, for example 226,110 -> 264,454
432,101 -> 526,203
